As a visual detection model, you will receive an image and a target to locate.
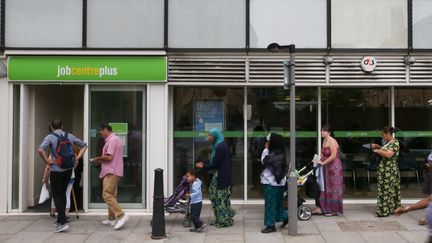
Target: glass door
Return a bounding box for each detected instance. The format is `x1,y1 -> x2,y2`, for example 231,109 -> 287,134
89,86 -> 146,209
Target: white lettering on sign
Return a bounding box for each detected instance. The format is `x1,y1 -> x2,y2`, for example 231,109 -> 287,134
360,56 -> 377,73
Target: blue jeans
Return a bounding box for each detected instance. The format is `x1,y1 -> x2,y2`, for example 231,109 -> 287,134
191,202 -> 203,229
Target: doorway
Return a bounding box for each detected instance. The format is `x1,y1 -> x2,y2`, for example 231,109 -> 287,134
21,85 -> 84,212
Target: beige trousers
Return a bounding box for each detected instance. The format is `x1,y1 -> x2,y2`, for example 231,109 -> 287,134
103,174 -> 124,220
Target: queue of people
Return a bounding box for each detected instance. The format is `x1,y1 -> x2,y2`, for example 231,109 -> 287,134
38,120 -> 430,238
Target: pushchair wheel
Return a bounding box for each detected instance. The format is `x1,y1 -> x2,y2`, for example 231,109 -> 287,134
297,205 -> 312,221
183,219 -> 191,227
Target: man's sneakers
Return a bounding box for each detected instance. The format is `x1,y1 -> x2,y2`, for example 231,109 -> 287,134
53,224 -> 70,233
113,214 -> 129,230
102,219 -> 117,227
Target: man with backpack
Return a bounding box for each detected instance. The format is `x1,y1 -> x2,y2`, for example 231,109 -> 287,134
38,119 -> 87,233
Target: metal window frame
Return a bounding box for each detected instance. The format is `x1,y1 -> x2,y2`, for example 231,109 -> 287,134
3,0 -> 432,51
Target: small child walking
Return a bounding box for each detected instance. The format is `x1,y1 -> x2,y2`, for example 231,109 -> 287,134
186,170 -> 206,232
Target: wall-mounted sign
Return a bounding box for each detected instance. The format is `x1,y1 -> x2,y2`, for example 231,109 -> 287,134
109,122 -> 128,157
8,56 -> 167,82
360,56 -> 377,73
194,100 -> 225,141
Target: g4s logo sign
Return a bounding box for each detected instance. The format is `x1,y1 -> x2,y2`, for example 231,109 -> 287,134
361,56 -> 377,73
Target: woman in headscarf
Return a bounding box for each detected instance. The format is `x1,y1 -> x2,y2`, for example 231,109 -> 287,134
196,128 -> 235,227
260,133 -> 288,233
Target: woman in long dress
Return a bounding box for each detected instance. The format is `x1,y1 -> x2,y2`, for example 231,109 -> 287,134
372,126 -> 401,217
196,128 -> 235,227
314,125 -> 344,216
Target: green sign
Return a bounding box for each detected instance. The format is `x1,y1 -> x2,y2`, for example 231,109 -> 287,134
109,123 -> 128,157
8,56 -> 167,82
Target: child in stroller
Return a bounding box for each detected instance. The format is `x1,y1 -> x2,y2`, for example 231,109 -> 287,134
164,175 -> 193,227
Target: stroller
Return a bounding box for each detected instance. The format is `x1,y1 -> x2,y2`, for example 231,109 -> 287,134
293,161 -> 320,221
164,175 -> 192,227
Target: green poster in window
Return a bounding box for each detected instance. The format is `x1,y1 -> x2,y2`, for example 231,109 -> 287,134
109,123 -> 128,157
8,56 -> 167,82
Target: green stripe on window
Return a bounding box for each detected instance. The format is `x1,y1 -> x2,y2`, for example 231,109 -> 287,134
173,131 -> 432,138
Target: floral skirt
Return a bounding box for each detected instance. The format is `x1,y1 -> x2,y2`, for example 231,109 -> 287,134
209,171 -> 234,227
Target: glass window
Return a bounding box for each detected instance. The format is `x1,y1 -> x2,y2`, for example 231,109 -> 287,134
12,85 -> 20,209
89,87 -> 146,208
322,88 -> 390,198
250,0 -> 326,48
168,0 -> 246,48
395,88 -> 432,198
247,88 -> 318,199
87,0 -> 164,48
5,0 -> 82,47
173,87 -> 244,199
413,0 -> 432,48
332,0 -> 407,48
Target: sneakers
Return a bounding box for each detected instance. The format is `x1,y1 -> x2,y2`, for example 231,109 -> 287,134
280,220 -> 288,228
52,220 -> 59,227
113,214 -> 129,230
102,219 -> 117,227
196,223 -> 207,232
261,226 -> 276,234
53,224 -> 70,233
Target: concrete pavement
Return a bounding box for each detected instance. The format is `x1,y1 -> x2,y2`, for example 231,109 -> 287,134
0,204 -> 428,243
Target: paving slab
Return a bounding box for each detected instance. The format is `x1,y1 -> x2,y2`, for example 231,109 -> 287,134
321,231 -> 367,243
204,234 -> 244,243
244,219 -> 262,232
397,231 -> 429,243
360,232 -> 407,243
83,230 -> 130,243
4,231 -> 53,243
0,220 -> 33,234
315,221 -> 342,232
245,232 -> 285,243
44,233 -> 91,243
0,233 -> 13,242
337,220 -> 407,232
284,234 -> 326,243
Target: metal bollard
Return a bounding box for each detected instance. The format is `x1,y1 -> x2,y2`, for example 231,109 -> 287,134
151,168 -> 166,239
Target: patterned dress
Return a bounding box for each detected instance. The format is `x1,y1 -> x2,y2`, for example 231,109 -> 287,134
376,139 -> 401,217
319,147 -> 344,214
208,171 -> 234,227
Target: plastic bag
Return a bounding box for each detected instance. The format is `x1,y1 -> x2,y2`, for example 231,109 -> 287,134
38,183 -> 50,204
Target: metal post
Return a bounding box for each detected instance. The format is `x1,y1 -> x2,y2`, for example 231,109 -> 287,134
287,46 -> 297,236
151,168 -> 166,239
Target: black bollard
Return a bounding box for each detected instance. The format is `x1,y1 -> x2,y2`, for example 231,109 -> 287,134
151,168 -> 166,239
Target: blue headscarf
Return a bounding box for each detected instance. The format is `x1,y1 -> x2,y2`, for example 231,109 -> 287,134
209,128 -> 224,162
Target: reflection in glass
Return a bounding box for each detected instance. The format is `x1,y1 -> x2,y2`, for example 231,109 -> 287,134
395,88 -> 432,198
173,87 -> 244,199
322,88 -> 390,198
90,89 -> 145,207
247,88 -> 318,199
12,85 -> 20,209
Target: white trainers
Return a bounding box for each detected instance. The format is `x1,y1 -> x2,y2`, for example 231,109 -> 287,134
113,214 -> 129,230
53,224 -> 70,233
102,219 -> 117,227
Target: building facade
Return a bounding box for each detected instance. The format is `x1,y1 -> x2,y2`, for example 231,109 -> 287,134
0,0 -> 431,213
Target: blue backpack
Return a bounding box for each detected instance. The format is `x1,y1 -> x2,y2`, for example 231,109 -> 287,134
52,132 -> 75,169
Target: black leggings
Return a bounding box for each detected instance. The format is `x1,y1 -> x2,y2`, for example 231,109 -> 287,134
50,170 -> 72,225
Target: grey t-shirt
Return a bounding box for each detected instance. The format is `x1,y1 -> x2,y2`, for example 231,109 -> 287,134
39,129 -> 87,172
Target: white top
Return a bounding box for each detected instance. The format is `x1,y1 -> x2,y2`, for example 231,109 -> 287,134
260,148 -> 287,186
